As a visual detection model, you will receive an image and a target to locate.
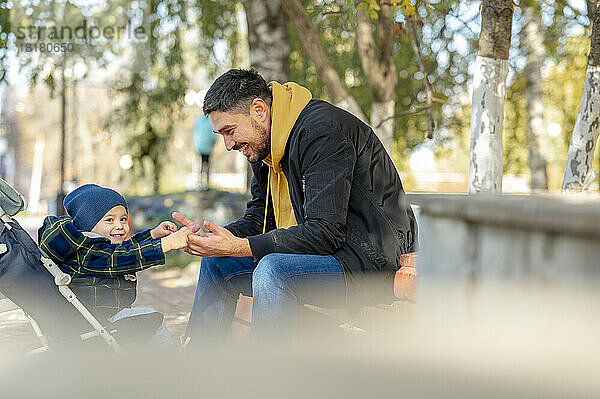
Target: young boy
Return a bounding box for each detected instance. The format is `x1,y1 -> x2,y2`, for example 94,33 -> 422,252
38,184 -> 191,326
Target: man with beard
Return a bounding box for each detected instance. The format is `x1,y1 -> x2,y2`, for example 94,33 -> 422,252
175,69 -> 417,345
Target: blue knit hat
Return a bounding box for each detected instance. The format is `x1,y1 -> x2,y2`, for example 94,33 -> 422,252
63,184 -> 128,231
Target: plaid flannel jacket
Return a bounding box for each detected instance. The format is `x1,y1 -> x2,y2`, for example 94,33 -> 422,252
38,216 -> 165,319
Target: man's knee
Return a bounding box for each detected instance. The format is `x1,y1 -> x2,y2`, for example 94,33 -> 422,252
252,254 -> 287,293
199,256 -> 220,276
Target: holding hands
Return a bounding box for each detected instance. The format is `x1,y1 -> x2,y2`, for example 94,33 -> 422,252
151,220 -> 192,253
160,226 -> 192,253
172,212 -> 252,258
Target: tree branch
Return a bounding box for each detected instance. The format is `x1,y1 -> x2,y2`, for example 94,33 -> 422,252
282,0 -> 366,120
447,11 -> 479,38
375,105 -> 431,128
406,15 -> 435,139
374,97 -> 447,129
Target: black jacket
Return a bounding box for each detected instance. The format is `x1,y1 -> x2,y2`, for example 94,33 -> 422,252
225,100 -> 417,307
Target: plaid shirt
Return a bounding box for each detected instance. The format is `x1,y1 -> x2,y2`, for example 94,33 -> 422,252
38,215 -> 165,319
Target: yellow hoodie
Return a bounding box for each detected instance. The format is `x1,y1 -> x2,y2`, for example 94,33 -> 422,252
262,81 -> 312,232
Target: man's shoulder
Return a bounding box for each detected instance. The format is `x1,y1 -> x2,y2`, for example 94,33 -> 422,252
297,100 -> 368,131
300,99 -> 343,118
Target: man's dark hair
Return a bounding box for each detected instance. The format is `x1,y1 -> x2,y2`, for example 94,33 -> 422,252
203,69 -> 272,115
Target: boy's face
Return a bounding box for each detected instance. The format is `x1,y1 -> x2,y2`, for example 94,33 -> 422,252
91,205 -> 130,244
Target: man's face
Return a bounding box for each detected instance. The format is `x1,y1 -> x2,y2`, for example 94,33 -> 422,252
209,100 -> 271,164
91,205 -> 131,244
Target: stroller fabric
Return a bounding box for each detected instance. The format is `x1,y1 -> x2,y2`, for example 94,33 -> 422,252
0,220 -> 90,342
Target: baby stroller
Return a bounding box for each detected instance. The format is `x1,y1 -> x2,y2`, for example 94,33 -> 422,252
0,178 -> 163,354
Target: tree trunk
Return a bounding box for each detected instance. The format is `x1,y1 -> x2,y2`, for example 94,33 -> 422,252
523,6 -> 548,191
242,0 -> 289,82
355,2 -> 397,158
370,100 -> 395,153
281,0 -> 366,121
587,0 -> 596,30
469,0 -> 514,194
562,4 -> 600,191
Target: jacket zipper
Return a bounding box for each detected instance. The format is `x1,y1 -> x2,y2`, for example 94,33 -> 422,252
302,177 -> 307,215
300,176 -> 350,322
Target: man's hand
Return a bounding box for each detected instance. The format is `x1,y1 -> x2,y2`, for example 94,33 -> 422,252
172,212 -> 205,235
172,212 -> 252,258
150,221 -> 178,239
190,220 -> 253,258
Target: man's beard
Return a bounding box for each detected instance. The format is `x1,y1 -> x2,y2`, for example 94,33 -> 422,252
248,120 -> 271,164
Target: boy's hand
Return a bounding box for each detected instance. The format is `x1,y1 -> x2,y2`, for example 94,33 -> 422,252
151,221 -> 178,239
160,227 -> 192,253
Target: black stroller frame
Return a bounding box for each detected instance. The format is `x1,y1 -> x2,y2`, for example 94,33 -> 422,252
0,178 -> 121,354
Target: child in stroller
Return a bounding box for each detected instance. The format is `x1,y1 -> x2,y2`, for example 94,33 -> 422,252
37,184 -> 191,346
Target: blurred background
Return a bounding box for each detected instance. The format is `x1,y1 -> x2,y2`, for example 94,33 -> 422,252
1,4 -> 600,396
0,0 -> 595,213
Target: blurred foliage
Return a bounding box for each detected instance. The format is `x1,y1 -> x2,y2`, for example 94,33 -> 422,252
2,0 -> 596,192
287,0 -> 473,168
500,2 -> 591,180
186,0 -> 244,78
107,0 -> 188,194
0,2 -> 9,83
7,1 -> 127,93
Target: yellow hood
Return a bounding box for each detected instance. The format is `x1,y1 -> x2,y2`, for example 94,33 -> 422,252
262,81 -> 312,231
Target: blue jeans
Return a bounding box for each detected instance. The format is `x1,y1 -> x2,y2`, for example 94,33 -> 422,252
185,253 -> 345,343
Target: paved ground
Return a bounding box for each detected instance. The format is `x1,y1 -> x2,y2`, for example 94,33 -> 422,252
0,215 -> 200,356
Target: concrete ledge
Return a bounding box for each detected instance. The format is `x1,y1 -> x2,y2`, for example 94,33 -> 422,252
408,193 -> 600,239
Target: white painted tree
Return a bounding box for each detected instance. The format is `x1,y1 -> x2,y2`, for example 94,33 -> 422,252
469,0 -> 514,194
562,1 -> 600,192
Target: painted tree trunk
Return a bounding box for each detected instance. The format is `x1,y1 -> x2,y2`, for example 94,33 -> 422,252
523,6 -> 548,191
469,56 -> 508,193
242,0 -> 288,82
469,0 -> 513,194
562,66 -> 600,191
371,100 -> 395,158
562,4 -> 600,191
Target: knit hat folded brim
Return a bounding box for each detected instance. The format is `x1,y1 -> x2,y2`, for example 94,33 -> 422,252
63,184 -> 128,231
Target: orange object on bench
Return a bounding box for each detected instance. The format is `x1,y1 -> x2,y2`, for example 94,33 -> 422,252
394,252 -> 417,301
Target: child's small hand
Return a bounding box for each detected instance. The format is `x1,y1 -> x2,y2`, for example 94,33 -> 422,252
151,221 -> 178,239
160,227 -> 192,253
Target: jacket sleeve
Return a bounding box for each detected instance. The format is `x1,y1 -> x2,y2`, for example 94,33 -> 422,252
247,124 -> 355,260
224,162 -> 269,238
130,229 -> 152,243
38,216 -> 165,278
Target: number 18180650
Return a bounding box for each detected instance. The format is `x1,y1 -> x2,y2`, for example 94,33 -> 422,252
19,42 -> 74,53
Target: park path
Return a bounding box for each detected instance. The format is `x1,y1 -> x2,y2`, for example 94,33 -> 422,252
0,215 -> 200,356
